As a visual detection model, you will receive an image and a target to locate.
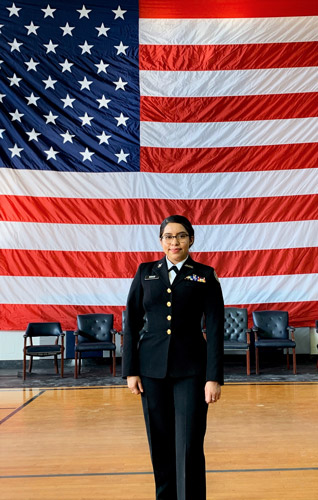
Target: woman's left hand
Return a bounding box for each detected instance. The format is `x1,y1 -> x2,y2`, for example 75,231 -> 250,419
205,381 -> 221,404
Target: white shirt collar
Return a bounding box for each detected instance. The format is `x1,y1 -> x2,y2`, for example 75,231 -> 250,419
166,256 -> 188,271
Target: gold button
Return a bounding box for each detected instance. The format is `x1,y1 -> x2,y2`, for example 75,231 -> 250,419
167,329 -> 171,335
167,301 -> 171,307
167,288 -> 171,293
167,315 -> 171,321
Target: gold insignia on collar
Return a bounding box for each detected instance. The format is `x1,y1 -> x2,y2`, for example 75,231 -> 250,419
185,264 -> 194,268
157,263 -> 163,268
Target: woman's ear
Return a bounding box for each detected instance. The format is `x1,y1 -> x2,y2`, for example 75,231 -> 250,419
189,236 -> 194,248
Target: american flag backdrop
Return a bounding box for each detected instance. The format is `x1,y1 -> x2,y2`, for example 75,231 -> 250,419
0,0 -> 317,331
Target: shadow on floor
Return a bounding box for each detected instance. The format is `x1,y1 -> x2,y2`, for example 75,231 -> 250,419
1,354 -> 318,388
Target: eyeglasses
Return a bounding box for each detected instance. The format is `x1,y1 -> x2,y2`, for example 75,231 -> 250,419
161,233 -> 189,242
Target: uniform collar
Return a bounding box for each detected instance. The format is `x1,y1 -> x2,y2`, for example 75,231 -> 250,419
165,256 -> 188,271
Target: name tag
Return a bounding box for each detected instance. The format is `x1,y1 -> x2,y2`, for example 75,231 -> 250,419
145,275 -> 159,280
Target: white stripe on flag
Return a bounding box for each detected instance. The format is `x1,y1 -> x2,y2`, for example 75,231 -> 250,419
140,67 -> 318,97
2,169 -> 318,199
140,117 -> 318,148
139,16 -> 318,45
1,273 -> 318,305
2,220 -> 318,252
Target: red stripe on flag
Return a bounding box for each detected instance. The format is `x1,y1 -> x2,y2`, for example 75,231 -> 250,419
140,143 -> 318,173
140,0 -> 318,18
140,43 -> 318,71
0,301 -> 315,330
2,195 -> 318,225
0,303 -> 125,331
2,248 -> 318,279
141,93 -> 318,122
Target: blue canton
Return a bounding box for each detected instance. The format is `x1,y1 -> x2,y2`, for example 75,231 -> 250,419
0,0 -> 139,173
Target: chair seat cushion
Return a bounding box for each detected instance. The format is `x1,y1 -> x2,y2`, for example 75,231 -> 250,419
75,342 -> 116,352
255,339 -> 296,348
26,345 -> 62,356
224,341 -> 249,350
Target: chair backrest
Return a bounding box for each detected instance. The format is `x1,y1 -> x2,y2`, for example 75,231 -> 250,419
252,310 -> 289,339
77,314 -> 114,342
224,307 -> 248,342
25,322 -> 63,337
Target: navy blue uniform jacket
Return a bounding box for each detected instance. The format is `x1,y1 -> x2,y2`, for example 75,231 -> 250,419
122,255 -> 224,384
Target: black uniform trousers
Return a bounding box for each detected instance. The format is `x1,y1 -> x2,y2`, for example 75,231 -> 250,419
141,374 -> 208,500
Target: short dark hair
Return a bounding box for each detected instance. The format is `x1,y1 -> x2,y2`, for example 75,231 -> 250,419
159,215 -> 194,243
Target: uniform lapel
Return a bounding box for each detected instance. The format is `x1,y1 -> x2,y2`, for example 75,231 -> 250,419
154,257 -> 170,287
171,256 -> 195,287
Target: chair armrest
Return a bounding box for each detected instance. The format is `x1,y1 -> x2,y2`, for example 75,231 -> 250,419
252,326 -> 259,341
245,329 -> 251,344
287,326 -> 295,340
110,328 -> 118,342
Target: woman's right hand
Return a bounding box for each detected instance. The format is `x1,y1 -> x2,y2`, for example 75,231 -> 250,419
127,376 -> 144,395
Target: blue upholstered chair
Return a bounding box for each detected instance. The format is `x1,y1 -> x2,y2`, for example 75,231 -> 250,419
252,310 -> 296,375
74,314 -> 117,378
224,307 -> 251,375
23,322 -> 65,380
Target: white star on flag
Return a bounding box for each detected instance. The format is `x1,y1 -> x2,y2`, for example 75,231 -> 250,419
43,40 -> 58,53
60,130 -> 75,143
79,112 -> 94,126
61,94 -> 76,108
25,93 -> 40,106
112,6 -> 127,20
60,23 -> 75,36
7,3 -> 21,17
8,143 -> 23,158
42,76 -> 57,89
24,21 -> 39,35
44,111 -> 58,124
7,74 -> 22,87
26,129 -> 41,142
95,23 -> 110,37
77,5 -> 91,19
80,148 -> 95,162
0,129 -> 6,138
44,147 -> 59,160
114,41 -> 128,55
115,149 -> 129,163
97,131 -> 111,144
79,41 -> 93,54
59,59 -> 73,72
78,77 -> 93,90
42,5 -> 56,18
9,109 -> 24,122
96,95 -> 111,109
0,94 -> 6,103
113,77 -> 128,90
94,60 -> 109,74
25,58 -> 39,71
8,38 -> 23,52
114,112 -> 129,126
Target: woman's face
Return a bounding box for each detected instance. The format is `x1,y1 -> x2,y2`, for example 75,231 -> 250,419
160,222 -> 194,264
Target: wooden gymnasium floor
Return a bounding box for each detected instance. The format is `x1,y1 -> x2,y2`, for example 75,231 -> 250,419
1,378 -> 318,500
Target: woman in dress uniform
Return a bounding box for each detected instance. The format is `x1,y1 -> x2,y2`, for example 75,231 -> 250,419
122,215 -> 224,500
